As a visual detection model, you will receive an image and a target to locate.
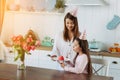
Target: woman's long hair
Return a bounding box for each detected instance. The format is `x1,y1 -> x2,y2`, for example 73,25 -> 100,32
63,13 -> 80,41
73,38 -> 92,75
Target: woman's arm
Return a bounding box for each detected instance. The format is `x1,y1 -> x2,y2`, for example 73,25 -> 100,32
50,34 -> 60,56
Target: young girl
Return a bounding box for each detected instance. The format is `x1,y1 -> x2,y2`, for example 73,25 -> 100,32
60,38 -> 92,75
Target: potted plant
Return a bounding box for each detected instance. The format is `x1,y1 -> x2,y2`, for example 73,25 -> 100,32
54,0 -> 65,13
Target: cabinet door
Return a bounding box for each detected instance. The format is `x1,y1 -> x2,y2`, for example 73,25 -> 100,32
103,56 -> 120,69
5,47 -> 17,64
109,69 -> 120,80
90,55 -> 107,76
38,50 -> 59,70
25,50 -> 39,67
103,56 -> 120,80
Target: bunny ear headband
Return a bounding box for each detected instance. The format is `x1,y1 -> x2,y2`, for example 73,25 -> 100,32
79,30 -> 87,40
69,7 -> 78,17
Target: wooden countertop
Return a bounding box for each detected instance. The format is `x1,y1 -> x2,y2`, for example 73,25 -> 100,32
36,46 -> 120,58
36,46 -> 53,51
6,45 -> 120,58
0,63 -> 113,80
90,51 -> 120,58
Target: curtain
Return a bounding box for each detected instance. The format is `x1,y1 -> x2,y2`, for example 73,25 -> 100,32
0,0 -> 6,35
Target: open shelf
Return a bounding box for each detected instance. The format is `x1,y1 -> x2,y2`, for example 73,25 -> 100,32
5,10 -> 64,15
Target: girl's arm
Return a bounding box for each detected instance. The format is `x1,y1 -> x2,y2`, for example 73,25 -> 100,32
64,55 -> 88,74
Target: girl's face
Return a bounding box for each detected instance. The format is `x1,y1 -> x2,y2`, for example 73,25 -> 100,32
65,18 -> 74,31
73,40 -> 81,53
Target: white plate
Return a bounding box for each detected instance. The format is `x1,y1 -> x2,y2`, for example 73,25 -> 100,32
64,58 -> 70,61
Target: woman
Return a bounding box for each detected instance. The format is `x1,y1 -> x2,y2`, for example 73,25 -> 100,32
51,12 -> 82,63
60,38 -> 92,75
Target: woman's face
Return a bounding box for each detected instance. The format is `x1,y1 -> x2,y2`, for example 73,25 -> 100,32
65,18 -> 74,31
73,40 -> 81,53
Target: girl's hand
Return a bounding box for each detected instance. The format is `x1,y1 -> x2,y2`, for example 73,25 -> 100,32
65,61 -> 74,67
65,61 -> 71,64
60,63 -> 65,68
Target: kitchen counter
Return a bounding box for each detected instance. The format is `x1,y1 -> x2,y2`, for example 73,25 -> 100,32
37,46 -> 120,58
0,63 -> 113,80
90,51 -> 120,58
36,46 -> 53,51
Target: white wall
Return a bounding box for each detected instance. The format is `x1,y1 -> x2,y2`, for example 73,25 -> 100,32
1,0 -> 120,50
13,12 -> 64,40
66,0 -> 120,49
1,12 -> 64,45
78,0 -> 120,48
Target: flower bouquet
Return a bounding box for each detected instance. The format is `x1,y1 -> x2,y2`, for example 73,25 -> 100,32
11,34 -> 40,70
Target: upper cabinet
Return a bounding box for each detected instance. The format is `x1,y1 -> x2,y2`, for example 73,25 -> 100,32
6,0 -> 65,13
65,0 -> 109,6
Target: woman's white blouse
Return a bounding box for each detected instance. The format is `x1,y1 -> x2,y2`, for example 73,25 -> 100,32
51,31 -> 76,62
64,54 -> 88,74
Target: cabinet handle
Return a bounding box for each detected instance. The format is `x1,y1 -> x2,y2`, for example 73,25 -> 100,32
112,61 -> 118,64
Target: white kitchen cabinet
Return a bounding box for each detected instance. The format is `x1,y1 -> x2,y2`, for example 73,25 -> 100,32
90,55 -> 120,79
25,50 -> 39,67
5,48 -> 120,79
5,47 -> 39,67
90,55 -> 107,76
4,47 -> 17,64
5,48 -> 61,70
37,50 -> 58,70
25,50 -> 62,70
103,56 -> 120,80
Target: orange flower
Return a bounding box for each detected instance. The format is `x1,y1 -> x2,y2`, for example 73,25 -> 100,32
15,41 -> 21,45
26,37 -> 33,43
26,45 -> 31,51
35,40 -> 40,46
30,46 -> 35,50
16,35 -> 23,40
11,34 -> 40,61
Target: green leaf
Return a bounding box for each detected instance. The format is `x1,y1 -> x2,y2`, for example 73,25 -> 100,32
14,53 -> 22,61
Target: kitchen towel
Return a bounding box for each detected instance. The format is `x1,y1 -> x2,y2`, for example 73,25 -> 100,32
106,15 -> 120,30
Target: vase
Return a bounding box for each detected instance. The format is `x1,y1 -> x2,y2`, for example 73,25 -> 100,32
17,60 -> 25,70
17,53 -> 26,70
17,69 -> 26,80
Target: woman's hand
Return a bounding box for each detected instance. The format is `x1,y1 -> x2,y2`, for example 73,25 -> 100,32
80,30 -> 86,40
47,54 -> 57,61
